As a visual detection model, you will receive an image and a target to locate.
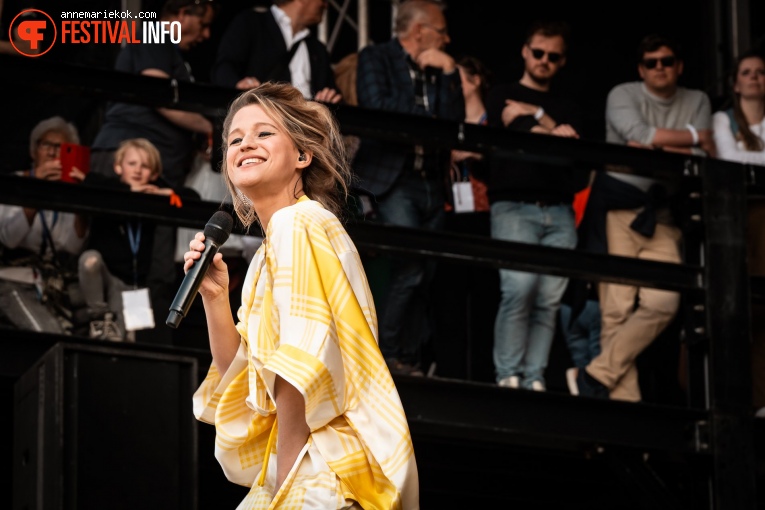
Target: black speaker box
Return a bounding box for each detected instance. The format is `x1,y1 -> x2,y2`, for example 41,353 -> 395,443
13,342 -> 198,510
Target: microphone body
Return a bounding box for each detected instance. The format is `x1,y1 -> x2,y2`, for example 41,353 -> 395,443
167,211 -> 233,329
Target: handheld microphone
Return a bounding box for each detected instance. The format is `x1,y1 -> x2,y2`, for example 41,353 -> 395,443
166,210 -> 234,329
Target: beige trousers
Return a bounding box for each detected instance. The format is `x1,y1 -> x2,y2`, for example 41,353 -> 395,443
587,209 -> 682,402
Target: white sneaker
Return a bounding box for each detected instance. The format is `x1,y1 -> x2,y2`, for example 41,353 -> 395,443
531,380 -> 545,392
566,368 -> 579,396
498,375 -> 520,388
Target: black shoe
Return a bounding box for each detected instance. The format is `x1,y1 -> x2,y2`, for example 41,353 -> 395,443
576,369 -> 609,399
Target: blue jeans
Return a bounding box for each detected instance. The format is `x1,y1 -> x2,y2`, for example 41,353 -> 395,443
559,299 -> 602,369
376,171 -> 445,364
491,201 -> 577,387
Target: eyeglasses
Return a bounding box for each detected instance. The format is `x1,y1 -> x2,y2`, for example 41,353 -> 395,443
421,23 -> 448,36
642,56 -> 677,69
528,46 -> 563,64
38,140 -> 61,152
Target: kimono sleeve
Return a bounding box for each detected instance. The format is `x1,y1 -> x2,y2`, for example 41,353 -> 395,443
260,207 -> 346,430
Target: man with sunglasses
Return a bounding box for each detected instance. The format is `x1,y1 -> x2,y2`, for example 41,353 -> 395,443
574,34 -> 716,402
485,20 -> 589,392
605,34 -> 715,156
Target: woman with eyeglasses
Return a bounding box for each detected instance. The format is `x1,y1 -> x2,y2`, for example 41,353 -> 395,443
713,50 -> 765,418
0,116 -> 88,334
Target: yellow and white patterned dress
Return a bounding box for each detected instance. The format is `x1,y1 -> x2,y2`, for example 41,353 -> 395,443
193,196 -> 419,509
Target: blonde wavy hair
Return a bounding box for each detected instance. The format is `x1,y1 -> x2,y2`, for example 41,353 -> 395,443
114,138 -> 163,179
220,82 -> 352,229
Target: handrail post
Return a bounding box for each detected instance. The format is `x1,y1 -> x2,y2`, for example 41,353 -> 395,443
699,156 -> 756,509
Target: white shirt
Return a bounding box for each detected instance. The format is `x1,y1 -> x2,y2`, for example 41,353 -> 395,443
712,110 -> 765,165
0,205 -> 85,256
271,5 -> 312,99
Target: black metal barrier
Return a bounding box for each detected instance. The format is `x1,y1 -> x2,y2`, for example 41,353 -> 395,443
1,53 -> 762,509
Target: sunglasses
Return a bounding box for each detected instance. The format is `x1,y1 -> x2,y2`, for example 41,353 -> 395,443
642,56 -> 677,69
528,47 -> 563,63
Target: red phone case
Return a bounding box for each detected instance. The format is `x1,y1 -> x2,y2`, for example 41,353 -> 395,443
60,143 -> 90,183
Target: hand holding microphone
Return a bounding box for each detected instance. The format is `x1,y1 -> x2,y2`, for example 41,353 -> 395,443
184,232 -> 229,294
167,211 -> 234,328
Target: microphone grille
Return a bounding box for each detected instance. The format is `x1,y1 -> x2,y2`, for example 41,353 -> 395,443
204,210 -> 234,245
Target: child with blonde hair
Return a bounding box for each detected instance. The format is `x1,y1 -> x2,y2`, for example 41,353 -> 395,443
78,138 -> 196,340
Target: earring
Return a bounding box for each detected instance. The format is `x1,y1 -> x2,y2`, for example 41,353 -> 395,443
235,188 -> 252,206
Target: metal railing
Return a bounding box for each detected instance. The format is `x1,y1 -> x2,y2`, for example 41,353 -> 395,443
1,53 -> 761,509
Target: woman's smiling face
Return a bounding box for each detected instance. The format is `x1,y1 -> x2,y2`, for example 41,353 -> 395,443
226,104 -> 302,200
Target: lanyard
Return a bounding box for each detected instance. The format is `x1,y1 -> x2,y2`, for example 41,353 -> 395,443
126,221 -> 142,288
38,210 -> 59,259
28,166 -> 59,258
